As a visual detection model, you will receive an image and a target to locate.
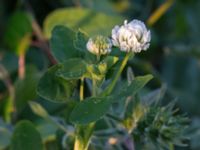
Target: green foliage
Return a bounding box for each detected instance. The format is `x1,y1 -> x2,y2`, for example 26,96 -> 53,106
162,54 -> 200,116
0,0 -> 197,150
50,26 -> 80,62
74,29 -> 89,51
56,58 -> 88,80
123,95 -> 146,133
15,66 -> 40,112
37,64 -> 77,102
133,102 -> 189,150
4,11 -> 32,55
10,121 -> 43,150
112,74 -> 153,102
70,97 -> 111,124
0,126 -> 11,149
70,75 -> 152,124
44,8 -> 123,38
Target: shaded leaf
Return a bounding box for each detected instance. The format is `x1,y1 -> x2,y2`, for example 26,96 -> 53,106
29,101 -> 73,132
50,26 -> 79,62
74,29 -> 97,63
10,121 -> 43,150
37,65 -> 76,103
0,127 -> 11,149
15,66 -> 40,112
4,11 -> 32,55
74,29 -> 89,51
113,74 -> 153,102
70,97 -> 111,124
56,58 -> 87,80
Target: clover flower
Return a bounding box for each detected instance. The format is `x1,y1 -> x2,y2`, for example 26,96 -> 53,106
112,19 -> 151,53
86,35 -> 112,56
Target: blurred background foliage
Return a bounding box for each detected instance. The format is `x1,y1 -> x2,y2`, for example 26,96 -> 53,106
0,0 -> 200,150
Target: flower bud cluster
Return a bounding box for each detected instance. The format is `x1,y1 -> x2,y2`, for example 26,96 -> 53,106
86,19 -> 151,55
86,35 -> 112,56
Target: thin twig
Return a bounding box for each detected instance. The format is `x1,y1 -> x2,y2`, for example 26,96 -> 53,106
25,1 -> 57,65
147,0 -> 174,26
18,53 -> 25,79
31,19 -> 57,65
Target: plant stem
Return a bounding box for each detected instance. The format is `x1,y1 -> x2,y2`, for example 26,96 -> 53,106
80,78 -> 84,101
104,52 -> 132,95
18,53 -> 25,79
74,79 -> 98,150
30,12 -> 57,65
92,79 -> 97,96
74,53 -> 132,150
74,123 -> 95,150
169,143 -> 174,150
0,65 -> 15,123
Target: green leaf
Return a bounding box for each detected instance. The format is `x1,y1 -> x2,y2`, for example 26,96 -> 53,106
36,121 -> 57,143
44,8 -> 123,38
37,65 -> 76,103
70,97 -> 111,124
74,29 -> 97,63
10,121 -> 43,150
123,95 -> 147,132
4,11 -> 32,55
74,29 -> 89,51
0,127 -> 11,149
56,58 -> 87,80
29,101 -> 73,132
79,0 -> 116,14
29,101 -> 49,118
113,74 -> 153,102
70,75 -> 153,125
50,25 -> 79,62
15,66 -> 40,112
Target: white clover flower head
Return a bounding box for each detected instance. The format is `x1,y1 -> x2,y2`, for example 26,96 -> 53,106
86,35 -> 112,56
112,19 -> 151,53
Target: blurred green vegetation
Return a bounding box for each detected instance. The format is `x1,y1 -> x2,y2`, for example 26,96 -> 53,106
0,0 -> 200,150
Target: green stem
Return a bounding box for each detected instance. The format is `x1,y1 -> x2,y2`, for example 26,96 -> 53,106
74,123 -> 95,150
74,53 -> 132,150
169,143 -> 174,150
80,78 -> 84,101
92,79 -> 97,96
74,79 -> 97,150
104,52 -> 132,96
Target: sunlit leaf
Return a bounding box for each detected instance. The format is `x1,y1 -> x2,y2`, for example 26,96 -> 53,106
44,8 -> 123,38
